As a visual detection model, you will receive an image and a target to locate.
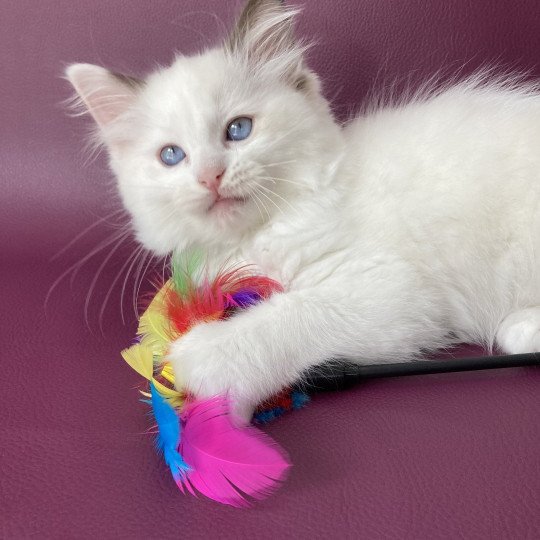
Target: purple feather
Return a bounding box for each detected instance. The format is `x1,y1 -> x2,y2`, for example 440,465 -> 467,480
230,289 -> 263,308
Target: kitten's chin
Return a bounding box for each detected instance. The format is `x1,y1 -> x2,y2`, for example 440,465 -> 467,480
201,193 -> 263,239
203,194 -> 255,229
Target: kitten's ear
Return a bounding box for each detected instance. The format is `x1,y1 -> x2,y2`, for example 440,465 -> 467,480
65,63 -> 143,127
226,0 -> 310,89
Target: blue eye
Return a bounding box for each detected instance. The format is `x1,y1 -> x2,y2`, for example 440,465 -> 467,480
159,145 -> 186,166
226,117 -> 252,141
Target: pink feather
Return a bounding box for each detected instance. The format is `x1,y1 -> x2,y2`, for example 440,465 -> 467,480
177,397 -> 291,507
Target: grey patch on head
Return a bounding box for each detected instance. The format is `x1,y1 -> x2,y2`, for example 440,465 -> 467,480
295,74 -> 308,91
112,72 -> 145,90
226,0 -> 288,53
225,0 -> 311,93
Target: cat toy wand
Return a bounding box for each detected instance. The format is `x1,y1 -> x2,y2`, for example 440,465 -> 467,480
301,352 -> 540,392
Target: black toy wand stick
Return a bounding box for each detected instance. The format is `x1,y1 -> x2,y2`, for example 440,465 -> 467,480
301,352 -> 540,392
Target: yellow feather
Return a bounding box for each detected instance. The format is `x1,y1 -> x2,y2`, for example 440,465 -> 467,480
138,310 -> 170,346
121,343 -> 153,380
137,281 -> 175,346
151,378 -> 184,408
160,363 -> 176,385
125,279 -> 185,409
139,334 -> 167,360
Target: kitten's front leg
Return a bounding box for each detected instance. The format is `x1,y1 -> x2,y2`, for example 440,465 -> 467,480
168,273 -> 447,421
168,290 -> 333,421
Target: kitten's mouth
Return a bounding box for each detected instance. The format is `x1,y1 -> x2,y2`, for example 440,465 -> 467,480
207,194 -> 247,213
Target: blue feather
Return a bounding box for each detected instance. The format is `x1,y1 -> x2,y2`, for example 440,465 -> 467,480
253,391 -> 310,424
291,391 -> 310,410
253,409 -> 277,424
149,382 -> 190,480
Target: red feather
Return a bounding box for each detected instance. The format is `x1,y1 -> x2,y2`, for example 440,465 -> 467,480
165,266 -> 283,334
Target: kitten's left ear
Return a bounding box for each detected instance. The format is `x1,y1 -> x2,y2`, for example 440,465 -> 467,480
65,63 -> 143,128
226,0 -> 315,92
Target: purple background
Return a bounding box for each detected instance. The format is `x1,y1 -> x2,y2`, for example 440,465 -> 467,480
1,1 -> 539,538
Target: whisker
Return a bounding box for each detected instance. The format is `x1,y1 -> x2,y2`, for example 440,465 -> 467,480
132,250 -> 150,317
50,209 -> 127,261
161,253 -> 170,286
263,158 -> 298,168
120,244 -> 146,325
228,134 -> 271,222
250,189 -> 269,221
69,227 -> 130,287
84,230 -> 131,330
135,251 -> 157,316
45,227 -> 131,312
252,184 -> 284,216
259,175 -> 308,189
256,182 -> 301,217
98,239 -> 141,329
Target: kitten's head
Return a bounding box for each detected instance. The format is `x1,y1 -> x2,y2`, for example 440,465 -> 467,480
67,0 -> 339,255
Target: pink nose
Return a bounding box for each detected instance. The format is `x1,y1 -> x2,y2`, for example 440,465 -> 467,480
198,167 -> 225,192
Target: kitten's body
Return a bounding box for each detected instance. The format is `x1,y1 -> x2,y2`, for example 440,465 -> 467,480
67,0 -> 540,416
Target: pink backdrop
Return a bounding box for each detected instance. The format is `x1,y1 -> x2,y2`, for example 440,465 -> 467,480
1,1 -> 539,537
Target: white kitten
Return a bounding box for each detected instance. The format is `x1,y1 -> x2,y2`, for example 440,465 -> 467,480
67,0 -> 540,418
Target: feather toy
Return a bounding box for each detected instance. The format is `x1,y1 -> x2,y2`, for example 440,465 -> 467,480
121,252 -> 304,506
121,251 -> 536,506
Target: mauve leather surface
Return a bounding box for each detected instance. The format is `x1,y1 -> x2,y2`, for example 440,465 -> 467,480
1,1 -> 539,538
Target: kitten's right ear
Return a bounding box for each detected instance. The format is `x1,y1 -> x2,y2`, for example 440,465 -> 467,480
65,63 -> 143,128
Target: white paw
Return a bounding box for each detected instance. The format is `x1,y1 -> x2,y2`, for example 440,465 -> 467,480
496,307 -> 540,354
167,321 -> 257,422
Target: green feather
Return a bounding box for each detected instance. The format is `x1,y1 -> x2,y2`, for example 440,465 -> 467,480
171,249 -> 204,298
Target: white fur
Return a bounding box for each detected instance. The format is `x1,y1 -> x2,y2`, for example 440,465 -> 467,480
67,0 -> 540,417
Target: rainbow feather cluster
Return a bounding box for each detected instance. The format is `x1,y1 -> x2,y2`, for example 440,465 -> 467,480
121,252 -> 307,506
